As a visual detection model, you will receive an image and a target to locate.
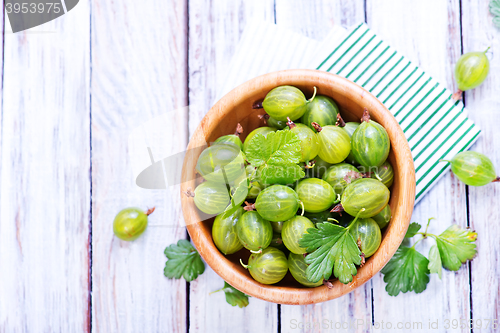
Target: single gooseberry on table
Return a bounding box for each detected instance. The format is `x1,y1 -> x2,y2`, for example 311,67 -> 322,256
113,207 -> 154,241
441,151 -> 499,186
452,47 -> 490,101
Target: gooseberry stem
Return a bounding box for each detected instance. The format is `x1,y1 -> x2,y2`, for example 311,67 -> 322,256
452,90 -> 463,101
373,172 -> 383,182
361,108 -> 371,123
327,218 -> 340,224
493,176 -> 500,183
252,100 -> 263,109
286,117 -> 297,129
234,123 -> 243,136
439,159 -> 451,164
307,86 -> 317,103
304,161 -> 315,169
145,207 -> 156,216
209,288 -> 223,295
336,113 -> 346,127
484,46 -> 491,53
300,201 -> 305,216
311,122 -> 322,132
332,194 -> 341,205
240,259 -> 249,269
323,279 -> 334,289
330,203 -> 344,214
244,201 -> 255,211
250,249 -> 262,254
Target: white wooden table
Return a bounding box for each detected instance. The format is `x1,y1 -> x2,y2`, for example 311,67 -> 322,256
0,0 -> 498,332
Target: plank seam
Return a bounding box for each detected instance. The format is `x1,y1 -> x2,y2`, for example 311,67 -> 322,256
89,2 -> 93,331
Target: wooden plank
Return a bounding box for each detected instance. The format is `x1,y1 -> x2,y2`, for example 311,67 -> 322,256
461,0 -> 500,326
90,0 -> 189,332
273,1 -> 370,332
187,1 -> 280,332
0,3 -> 91,332
368,0 -> 472,330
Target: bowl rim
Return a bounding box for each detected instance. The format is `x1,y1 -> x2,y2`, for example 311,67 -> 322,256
181,69 -> 416,305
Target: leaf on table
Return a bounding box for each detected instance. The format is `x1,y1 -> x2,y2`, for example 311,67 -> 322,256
164,240 -> 205,282
428,244 -> 442,279
211,282 -> 250,308
245,131 -> 303,184
299,222 -> 361,284
434,224 -> 477,271
490,0 -> 500,28
405,222 -> 422,238
381,246 -> 430,296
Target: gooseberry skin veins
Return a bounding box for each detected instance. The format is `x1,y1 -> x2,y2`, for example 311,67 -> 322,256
255,185 -> 300,222
351,119 -> 390,168
281,215 -> 315,254
288,123 -> 320,163
455,51 -> 490,91
212,207 -> 244,255
113,208 -> 149,241
316,125 -> 351,164
245,247 -> 289,284
236,211 -> 273,252
288,253 -> 323,287
262,86 -> 308,121
295,178 -> 335,213
193,181 -> 230,215
447,151 -> 498,186
301,95 -> 339,132
348,217 -> 382,258
341,178 -> 390,218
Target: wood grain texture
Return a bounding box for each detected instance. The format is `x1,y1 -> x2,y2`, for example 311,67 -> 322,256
368,0 -> 472,330
273,1 -> 372,331
461,0 -> 500,324
0,2 -> 91,332
90,0 -> 188,332
187,1 -> 279,332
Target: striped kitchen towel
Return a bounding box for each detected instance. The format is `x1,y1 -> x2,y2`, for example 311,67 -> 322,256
220,21 -> 480,204
313,23 -> 480,203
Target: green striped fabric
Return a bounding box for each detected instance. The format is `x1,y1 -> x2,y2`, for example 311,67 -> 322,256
315,23 -> 480,203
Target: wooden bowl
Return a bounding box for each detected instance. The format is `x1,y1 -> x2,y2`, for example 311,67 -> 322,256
181,69 -> 415,305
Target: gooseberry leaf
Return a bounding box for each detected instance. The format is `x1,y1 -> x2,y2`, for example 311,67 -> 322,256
434,224 -> 477,271
490,0 -> 500,28
211,282 -> 250,308
405,222 -> 422,238
245,131 -> 303,184
381,246 -> 430,296
428,244 -> 442,279
164,240 -> 205,282
299,222 -> 361,284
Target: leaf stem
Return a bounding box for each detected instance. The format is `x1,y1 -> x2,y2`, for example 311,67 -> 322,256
347,208 -> 365,231
209,288 -> 223,295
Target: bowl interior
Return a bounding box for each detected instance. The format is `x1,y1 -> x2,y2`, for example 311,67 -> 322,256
181,70 -> 415,304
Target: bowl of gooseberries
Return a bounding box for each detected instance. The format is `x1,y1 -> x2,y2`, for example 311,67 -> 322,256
181,70 -> 415,305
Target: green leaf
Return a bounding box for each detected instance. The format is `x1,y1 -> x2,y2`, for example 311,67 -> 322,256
381,246 -> 430,296
245,131 -> 303,184
260,164 -> 305,185
211,282 -> 250,308
405,222 -> 422,238
434,224 -> 477,271
299,223 -> 361,284
428,244 -> 442,279
491,0 -> 500,28
164,240 -> 205,282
